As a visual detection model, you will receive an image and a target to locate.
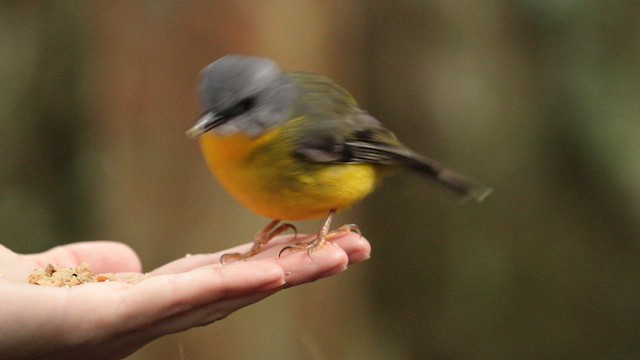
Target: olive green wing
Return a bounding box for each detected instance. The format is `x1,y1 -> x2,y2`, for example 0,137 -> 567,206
294,111 -> 492,201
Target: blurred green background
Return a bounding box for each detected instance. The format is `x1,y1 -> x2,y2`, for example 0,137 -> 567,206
2,1 -> 640,359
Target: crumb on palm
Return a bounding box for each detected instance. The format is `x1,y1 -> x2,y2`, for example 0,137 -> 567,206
27,263 -> 117,287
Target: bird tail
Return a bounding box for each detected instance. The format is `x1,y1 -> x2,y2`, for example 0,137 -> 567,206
345,140 -> 493,202
406,153 -> 493,202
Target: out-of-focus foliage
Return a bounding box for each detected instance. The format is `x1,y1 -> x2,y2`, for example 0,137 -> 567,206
1,1 -> 639,359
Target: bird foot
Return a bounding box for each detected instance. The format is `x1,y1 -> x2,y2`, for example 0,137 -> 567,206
220,221 -> 296,264
278,223 -> 361,258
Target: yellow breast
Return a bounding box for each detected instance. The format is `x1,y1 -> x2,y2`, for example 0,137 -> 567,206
199,128 -> 378,220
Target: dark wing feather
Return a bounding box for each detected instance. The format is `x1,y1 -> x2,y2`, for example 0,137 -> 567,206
345,140 -> 492,201
294,113 -> 491,202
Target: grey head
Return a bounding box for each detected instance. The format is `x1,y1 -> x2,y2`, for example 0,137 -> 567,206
187,55 -> 297,138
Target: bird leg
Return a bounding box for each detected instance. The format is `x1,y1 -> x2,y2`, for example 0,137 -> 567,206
278,209 -> 360,258
220,219 -> 297,264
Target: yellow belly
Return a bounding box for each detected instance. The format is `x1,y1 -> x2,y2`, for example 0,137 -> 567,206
199,129 -> 378,220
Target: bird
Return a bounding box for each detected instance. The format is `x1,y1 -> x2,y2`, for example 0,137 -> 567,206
186,55 -> 492,262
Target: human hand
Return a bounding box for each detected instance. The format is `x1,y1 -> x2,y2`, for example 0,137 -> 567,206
0,234 -> 370,360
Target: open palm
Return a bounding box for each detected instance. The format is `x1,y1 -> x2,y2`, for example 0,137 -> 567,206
0,234 -> 370,360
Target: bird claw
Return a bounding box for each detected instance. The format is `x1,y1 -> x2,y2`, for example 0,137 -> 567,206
219,220 -> 296,264
278,237 -> 326,258
220,251 -> 250,265
278,221 -> 361,259
333,224 -> 361,238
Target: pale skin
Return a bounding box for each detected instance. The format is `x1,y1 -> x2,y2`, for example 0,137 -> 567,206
0,233 -> 371,360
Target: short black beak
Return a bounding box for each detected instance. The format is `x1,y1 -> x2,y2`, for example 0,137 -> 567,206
186,112 -> 223,138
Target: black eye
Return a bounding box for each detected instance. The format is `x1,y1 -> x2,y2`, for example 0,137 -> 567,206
221,96 -> 256,119
238,97 -> 256,112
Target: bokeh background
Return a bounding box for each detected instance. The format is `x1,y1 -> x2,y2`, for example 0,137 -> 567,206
2,1 -> 640,359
